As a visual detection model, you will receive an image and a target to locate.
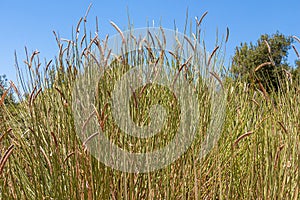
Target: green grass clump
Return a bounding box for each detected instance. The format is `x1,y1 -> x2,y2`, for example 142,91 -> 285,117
0,14 -> 299,200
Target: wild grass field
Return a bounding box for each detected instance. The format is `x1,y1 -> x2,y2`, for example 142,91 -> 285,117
0,13 -> 300,199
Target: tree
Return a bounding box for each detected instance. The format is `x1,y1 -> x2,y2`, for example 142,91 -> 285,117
231,32 -> 293,92
291,60 -> 300,81
0,74 -> 14,105
0,74 -> 8,101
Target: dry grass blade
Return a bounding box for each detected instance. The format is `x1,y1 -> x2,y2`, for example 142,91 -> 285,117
184,35 -> 195,52
0,87 -> 10,106
64,152 -> 75,163
58,44 -> 64,60
50,132 -> 58,148
81,35 -> 99,57
257,80 -> 269,101
30,50 -> 40,66
110,21 -> 125,44
197,11 -> 208,26
130,85 -> 139,109
93,104 -> 108,130
139,84 -> 148,97
66,41 -> 72,57
160,27 -> 166,47
147,29 -> 156,47
82,110 -> 96,134
254,62 -> 273,72
0,144 -> 14,175
144,40 -> 155,61
84,50 -> 101,68
292,45 -> 300,58
54,86 -> 66,101
53,31 -> 60,46
104,49 -> 112,66
40,146 -> 53,175
89,35 -> 99,50
102,34 -> 109,52
96,37 -> 104,58
130,33 -> 137,46
84,3 -> 93,22
76,18 -> 83,34
274,144 -> 285,169
173,55 -> 193,87
251,98 -> 260,106
168,50 -> 178,61
233,131 -> 254,148
83,132 -> 99,148
32,88 -> 42,104
46,60 -> 52,71
293,35 -> 300,43
210,71 -> 224,90
80,34 -> 87,48
225,27 -> 230,43
0,128 -> 12,144
59,39 -> 72,57
10,81 -> 20,100
207,46 -> 219,66
278,121 -> 288,134
154,33 -> 163,51
96,16 -> 99,33
264,40 -> 272,54
174,35 -> 182,50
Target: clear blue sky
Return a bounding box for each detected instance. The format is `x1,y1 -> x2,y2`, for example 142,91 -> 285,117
1,0 -> 300,84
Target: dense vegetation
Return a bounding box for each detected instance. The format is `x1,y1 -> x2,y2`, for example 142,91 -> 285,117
1,13 -> 300,199
0,75 -> 15,105
231,32 -> 293,92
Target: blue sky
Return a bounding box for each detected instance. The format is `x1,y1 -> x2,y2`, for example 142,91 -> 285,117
1,0 -> 300,84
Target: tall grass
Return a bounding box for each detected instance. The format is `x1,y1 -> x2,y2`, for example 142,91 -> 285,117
1,13 -> 300,199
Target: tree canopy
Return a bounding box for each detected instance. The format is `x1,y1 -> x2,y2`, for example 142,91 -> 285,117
0,74 -> 14,105
231,32 -> 293,92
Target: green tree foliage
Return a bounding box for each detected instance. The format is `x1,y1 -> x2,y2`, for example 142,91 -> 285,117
291,60 -> 300,81
0,74 -> 8,94
231,32 -> 293,92
0,74 -> 13,129
0,74 -> 15,105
